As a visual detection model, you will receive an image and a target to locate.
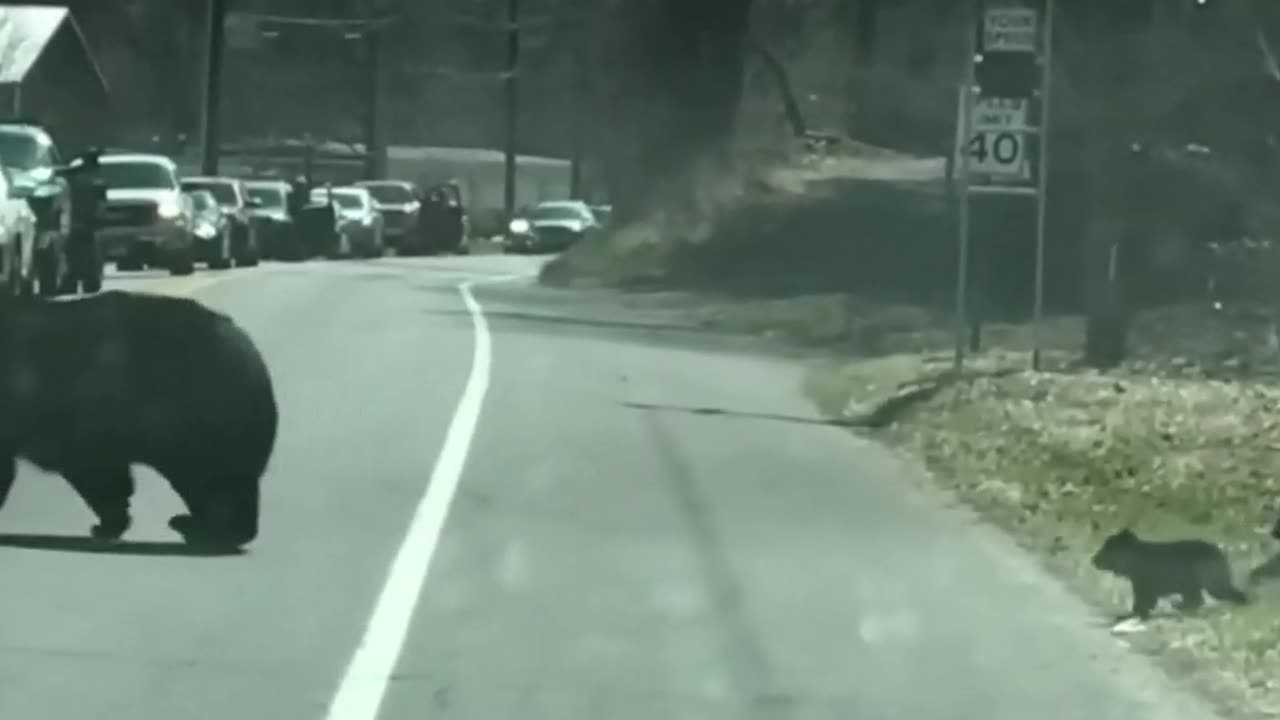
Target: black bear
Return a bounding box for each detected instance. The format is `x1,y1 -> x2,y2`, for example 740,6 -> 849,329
1092,528 -> 1250,621
0,290 -> 278,548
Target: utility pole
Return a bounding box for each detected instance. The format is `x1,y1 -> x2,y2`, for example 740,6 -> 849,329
568,19 -> 583,200
199,0 -> 228,175
503,0 -> 520,217
363,14 -> 381,179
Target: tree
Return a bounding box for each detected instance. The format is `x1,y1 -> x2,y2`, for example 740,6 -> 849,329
589,0 -> 755,223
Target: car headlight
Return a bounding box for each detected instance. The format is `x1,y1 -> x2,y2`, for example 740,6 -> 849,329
509,218 -> 530,234
195,222 -> 217,239
157,200 -> 182,219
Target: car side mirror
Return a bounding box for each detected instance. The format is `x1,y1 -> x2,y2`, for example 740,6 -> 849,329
246,198 -> 263,208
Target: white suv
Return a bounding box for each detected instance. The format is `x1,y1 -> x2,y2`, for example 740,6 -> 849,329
94,153 -> 195,275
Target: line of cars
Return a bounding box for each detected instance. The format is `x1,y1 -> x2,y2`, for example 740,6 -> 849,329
0,117 -> 594,298
0,120 -> 251,294
0,131 -> 453,298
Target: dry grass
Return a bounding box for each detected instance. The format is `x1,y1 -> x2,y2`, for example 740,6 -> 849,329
805,353 -> 1280,719
538,138 -> 947,292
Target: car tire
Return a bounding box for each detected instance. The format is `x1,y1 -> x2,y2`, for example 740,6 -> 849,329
209,228 -> 233,269
168,248 -> 195,276
81,272 -> 102,294
235,226 -> 260,267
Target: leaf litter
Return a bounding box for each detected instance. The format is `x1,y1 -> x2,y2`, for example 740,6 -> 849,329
807,348 -> 1280,720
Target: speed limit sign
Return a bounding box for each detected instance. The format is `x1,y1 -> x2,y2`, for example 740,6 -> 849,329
959,97 -> 1031,182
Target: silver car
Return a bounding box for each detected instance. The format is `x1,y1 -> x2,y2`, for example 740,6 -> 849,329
311,186 -> 385,259
0,165 -> 37,295
505,200 -> 602,254
354,179 -> 419,251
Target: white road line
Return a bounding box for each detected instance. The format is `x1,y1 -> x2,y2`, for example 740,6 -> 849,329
323,273 -> 525,720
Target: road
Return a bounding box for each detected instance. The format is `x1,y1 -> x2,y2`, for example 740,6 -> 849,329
0,256 -> 1226,720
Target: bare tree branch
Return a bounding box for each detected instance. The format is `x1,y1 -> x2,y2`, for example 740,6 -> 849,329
745,35 -> 807,137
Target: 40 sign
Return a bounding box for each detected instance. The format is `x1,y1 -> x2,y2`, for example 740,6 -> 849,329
961,97 -> 1031,183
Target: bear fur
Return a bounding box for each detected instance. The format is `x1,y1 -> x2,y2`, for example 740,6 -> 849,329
0,290 -> 278,548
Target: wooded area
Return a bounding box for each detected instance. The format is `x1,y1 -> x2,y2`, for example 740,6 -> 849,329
41,0 -> 1280,367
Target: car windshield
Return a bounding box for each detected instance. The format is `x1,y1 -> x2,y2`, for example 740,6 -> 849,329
329,191 -> 366,211
183,181 -> 238,206
100,161 -> 176,190
532,203 -> 590,222
361,183 -> 414,204
245,186 -> 286,208
0,129 -> 42,171
188,192 -> 215,212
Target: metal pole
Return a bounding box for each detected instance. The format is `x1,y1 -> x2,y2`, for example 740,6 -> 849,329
503,0 -> 520,218
1030,0 -> 1054,371
363,24 -> 381,180
568,31 -> 583,200
954,3 -> 977,372
199,0 -> 227,176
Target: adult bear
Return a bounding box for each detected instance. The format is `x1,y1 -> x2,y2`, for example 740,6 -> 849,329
0,290 -> 278,548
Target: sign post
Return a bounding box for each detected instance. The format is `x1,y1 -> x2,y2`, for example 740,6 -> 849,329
1030,0 -> 1054,371
951,0 -> 1053,370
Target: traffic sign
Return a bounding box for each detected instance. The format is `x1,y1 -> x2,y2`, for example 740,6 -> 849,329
952,0 -> 1055,373
982,6 -> 1037,53
959,97 -> 1031,182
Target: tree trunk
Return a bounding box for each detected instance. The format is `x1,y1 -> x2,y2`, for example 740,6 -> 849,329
854,0 -> 879,65
748,37 -> 807,137
842,0 -> 879,136
1081,6 -> 1132,369
593,0 -> 754,222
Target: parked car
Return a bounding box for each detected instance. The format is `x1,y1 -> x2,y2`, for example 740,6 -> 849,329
95,153 -> 195,275
185,188 -> 232,269
354,179 -> 419,253
310,186 -> 384,258
179,176 -> 260,268
243,179 -> 295,260
0,164 -> 37,296
504,200 -> 602,254
0,121 -> 73,295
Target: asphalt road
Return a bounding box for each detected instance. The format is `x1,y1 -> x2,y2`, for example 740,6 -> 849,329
0,256 -> 1228,720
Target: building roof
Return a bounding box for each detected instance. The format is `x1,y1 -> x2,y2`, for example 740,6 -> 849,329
0,5 -> 108,92
387,144 -> 569,168
98,152 -> 176,167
